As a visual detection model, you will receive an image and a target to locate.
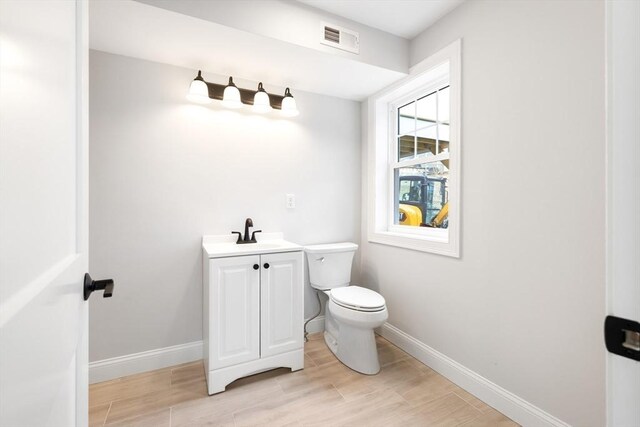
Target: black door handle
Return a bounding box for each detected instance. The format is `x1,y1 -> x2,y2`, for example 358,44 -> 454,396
263,263 -> 270,269
605,315 -> 640,361
253,264 -> 259,270
84,273 -> 114,301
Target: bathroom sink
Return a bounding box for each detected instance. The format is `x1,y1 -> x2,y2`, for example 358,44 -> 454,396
202,233 -> 302,258
230,242 -> 281,251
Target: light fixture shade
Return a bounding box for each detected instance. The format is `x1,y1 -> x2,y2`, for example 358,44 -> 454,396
281,88 -> 299,117
221,77 -> 243,109
252,82 -> 272,113
186,70 -> 212,104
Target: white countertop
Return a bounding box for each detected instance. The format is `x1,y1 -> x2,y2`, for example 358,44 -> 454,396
202,232 -> 302,258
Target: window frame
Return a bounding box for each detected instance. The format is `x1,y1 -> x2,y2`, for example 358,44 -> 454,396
388,78 -> 450,235
366,40 -> 461,257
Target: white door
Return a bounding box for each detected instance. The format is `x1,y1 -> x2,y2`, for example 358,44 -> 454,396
0,1 -> 90,426
209,255 -> 260,369
260,252 -> 304,358
606,0 -> 640,425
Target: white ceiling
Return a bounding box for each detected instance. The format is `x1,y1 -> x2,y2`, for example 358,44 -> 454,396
297,0 -> 464,39
90,0 -> 407,101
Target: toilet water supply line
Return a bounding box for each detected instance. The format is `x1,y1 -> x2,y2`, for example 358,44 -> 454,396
303,290 -> 323,342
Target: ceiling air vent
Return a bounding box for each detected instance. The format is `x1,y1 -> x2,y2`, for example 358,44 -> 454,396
324,26 -> 340,44
320,22 -> 359,54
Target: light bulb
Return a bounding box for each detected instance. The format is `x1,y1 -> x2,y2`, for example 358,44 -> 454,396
186,70 -> 212,104
280,88 -> 299,117
252,82 -> 272,113
221,77 -> 243,109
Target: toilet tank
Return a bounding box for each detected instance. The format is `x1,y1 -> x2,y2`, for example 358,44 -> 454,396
304,242 -> 358,290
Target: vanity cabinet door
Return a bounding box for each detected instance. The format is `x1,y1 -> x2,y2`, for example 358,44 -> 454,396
209,255 -> 260,369
260,251 -> 304,358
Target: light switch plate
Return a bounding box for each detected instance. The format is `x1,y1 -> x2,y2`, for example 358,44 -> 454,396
286,194 -> 295,209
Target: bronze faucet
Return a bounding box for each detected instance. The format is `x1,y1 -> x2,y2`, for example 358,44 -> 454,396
231,218 -> 262,244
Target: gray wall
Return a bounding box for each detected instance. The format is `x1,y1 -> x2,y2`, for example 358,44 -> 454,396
89,50 -> 361,362
361,1 -> 605,426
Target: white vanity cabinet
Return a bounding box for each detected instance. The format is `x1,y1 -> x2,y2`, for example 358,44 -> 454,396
260,252 -> 305,358
206,255 -> 261,371
202,234 -> 304,395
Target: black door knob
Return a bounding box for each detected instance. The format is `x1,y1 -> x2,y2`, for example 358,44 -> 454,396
253,264 -> 259,270
84,273 -> 114,301
263,263 -> 270,269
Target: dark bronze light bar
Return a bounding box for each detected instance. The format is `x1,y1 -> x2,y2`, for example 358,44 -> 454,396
187,70 -> 298,116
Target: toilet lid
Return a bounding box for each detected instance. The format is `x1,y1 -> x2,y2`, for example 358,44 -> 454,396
330,286 -> 386,312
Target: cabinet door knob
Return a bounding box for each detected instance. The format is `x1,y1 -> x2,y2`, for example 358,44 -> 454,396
253,264 -> 259,270
263,263 -> 270,269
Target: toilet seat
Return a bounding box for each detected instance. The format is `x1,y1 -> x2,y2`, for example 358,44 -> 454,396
330,286 -> 386,312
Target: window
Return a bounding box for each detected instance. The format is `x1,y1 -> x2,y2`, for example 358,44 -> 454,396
392,84 -> 450,230
367,40 -> 460,257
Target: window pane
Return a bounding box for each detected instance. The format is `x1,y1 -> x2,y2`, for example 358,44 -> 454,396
416,126 -> 437,158
416,92 -> 437,130
438,86 -> 450,124
416,137 -> 437,158
394,161 -> 449,228
398,135 -> 415,161
398,101 -> 415,135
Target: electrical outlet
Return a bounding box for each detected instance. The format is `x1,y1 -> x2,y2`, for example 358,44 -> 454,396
286,194 -> 296,209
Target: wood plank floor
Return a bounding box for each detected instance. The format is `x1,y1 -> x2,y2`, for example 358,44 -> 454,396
89,334 -> 519,426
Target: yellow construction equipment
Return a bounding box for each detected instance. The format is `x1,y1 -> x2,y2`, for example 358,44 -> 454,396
399,204 -> 422,226
397,175 -> 448,228
427,202 -> 448,228
399,202 -> 448,228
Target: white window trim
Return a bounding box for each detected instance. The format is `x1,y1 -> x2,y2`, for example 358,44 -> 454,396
366,39 -> 461,257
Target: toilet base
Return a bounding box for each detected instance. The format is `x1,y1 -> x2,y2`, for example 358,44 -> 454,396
323,299 -> 388,375
324,327 -> 381,375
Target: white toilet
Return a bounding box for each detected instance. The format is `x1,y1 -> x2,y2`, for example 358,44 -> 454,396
305,242 -> 388,375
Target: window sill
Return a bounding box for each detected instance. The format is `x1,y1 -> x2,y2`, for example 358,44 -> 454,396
368,230 -> 460,258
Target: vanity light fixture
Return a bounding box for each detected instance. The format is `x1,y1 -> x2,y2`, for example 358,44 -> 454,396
186,70 -> 212,104
281,88 -> 299,117
221,77 -> 243,109
252,83 -> 273,113
186,70 -> 299,117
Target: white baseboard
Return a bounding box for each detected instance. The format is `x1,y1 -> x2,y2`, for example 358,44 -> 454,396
378,323 -> 569,427
90,318 -> 324,385
88,317 -> 324,385
305,315 -> 325,335
89,341 -> 203,384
